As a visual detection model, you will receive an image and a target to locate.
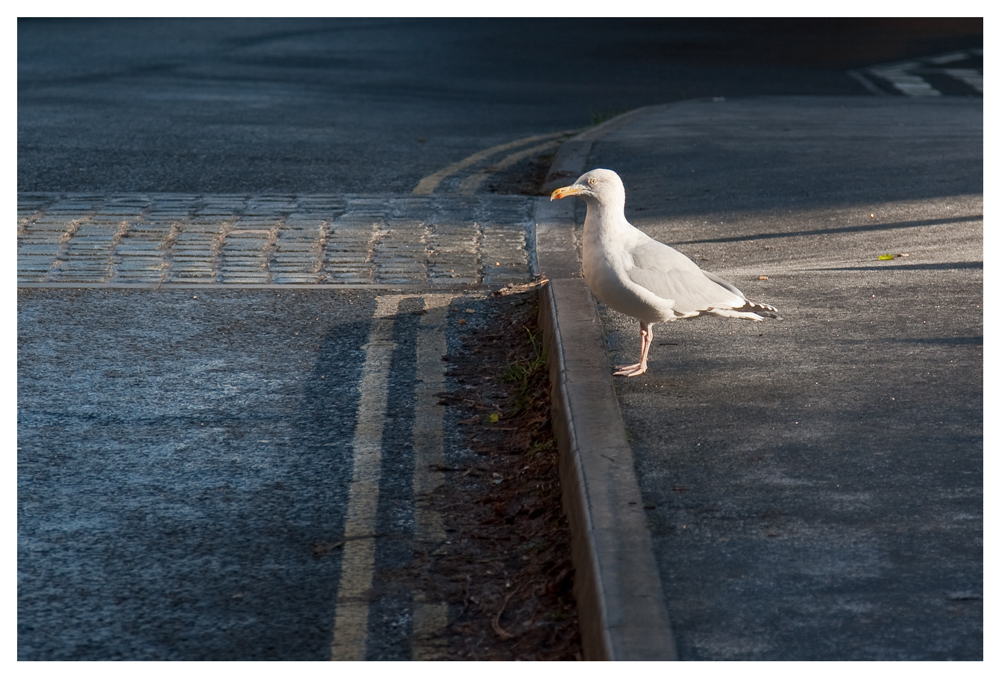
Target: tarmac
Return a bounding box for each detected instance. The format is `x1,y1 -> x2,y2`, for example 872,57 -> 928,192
535,96 -> 982,660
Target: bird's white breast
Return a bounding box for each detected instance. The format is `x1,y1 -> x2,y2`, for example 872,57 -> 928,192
581,214 -> 680,323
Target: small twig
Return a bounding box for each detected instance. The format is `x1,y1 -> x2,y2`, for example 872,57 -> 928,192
429,464 -> 465,473
310,540 -> 344,558
492,584 -> 523,640
311,532 -> 393,558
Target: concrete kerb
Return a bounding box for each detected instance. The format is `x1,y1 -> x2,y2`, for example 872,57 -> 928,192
534,108 -> 678,661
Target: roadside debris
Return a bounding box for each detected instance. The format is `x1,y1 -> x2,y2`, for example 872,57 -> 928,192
411,290 -> 581,660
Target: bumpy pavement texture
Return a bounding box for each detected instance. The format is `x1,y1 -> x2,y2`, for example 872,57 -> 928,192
17,194 -> 533,288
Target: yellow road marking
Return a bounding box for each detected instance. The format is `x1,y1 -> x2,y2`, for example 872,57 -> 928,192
412,131 -> 574,195
330,295 -> 401,661
412,295 -> 453,542
330,294 -> 457,660
412,597 -> 449,660
458,138 -> 562,195
410,294 -> 454,659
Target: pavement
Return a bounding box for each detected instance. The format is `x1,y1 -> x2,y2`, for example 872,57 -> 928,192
535,96 -> 982,660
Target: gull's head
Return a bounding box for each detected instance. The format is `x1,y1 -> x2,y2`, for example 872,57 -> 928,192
550,168 -> 626,207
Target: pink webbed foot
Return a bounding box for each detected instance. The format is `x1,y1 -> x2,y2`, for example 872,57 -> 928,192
613,362 -> 648,377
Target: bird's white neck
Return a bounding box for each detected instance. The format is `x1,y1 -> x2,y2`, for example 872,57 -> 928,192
582,198 -> 630,239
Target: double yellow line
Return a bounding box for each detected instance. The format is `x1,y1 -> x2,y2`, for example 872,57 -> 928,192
329,294 -> 454,661
413,130 -> 576,196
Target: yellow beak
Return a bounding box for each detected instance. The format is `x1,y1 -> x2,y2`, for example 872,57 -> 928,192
550,185 -> 582,201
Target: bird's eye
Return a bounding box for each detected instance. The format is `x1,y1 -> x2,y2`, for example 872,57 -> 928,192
588,177 -> 598,186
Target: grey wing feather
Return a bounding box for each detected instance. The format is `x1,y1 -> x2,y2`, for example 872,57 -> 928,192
702,270 -> 746,299
627,268 -> 745,314
626,240 -> 747,313
627,231 -> 779,320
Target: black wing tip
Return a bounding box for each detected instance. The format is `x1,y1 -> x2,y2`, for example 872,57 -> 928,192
742,299 -> 782,319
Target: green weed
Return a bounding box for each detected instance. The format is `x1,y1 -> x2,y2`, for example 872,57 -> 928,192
500,326 -> 547,417
589,107 -> 629,126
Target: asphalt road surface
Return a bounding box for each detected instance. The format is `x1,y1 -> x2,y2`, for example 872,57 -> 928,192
17,18 -> 983,660
18,289 -> 377,659
18,18 -> 982,194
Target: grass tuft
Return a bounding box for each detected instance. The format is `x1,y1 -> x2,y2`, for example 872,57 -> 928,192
500,326 -> 547,417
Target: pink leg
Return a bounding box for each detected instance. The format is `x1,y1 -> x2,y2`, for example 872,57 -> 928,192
614,321 -> 653,377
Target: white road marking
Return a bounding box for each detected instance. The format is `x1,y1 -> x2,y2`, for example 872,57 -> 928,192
870,63 -> 942,96
330,295 -> 401,661
863,49 -> 983,97
412,131 -> 574,195
928,51 -> 973,65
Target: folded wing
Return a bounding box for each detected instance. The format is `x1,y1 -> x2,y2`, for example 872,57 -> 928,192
625,239 -> 749,316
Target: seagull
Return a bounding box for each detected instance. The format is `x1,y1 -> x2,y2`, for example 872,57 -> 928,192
551,168 -> 779,377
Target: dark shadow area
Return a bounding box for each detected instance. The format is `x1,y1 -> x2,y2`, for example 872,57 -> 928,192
677,214 -> 983,245
840,335 -> 983,346
605,98 -> 982,223
818,261 -> 982,272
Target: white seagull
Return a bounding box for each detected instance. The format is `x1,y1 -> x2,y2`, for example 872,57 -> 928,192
551,168 -> 779,377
